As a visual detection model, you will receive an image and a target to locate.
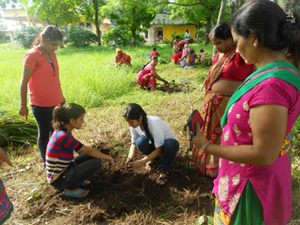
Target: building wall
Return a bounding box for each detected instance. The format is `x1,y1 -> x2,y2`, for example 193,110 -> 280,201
163,25 -> 196,42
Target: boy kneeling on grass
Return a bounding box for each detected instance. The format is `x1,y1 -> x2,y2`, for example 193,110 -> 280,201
46,103 -> 115,199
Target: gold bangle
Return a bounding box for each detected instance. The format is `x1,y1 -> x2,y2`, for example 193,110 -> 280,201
201,140 -> 211,152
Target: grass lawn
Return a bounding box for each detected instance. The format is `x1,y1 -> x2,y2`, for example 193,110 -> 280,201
0,43 -> 299,224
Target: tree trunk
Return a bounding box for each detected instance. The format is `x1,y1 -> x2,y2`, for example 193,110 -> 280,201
277,0 -> 300,15
93,0 -> 101,46
131,28 -> 136,45
205,14 -> 212,44
216,0 -> 227,25
214,0 -> 227,54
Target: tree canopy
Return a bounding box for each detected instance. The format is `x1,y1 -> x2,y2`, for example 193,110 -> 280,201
101,0 -> 156,44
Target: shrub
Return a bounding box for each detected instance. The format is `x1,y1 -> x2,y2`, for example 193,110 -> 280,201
0,31 -> 9,43
196,27 -> 209,44
65,25 -> 98,47
13,26 -> 42,48
102,26 -> 131,47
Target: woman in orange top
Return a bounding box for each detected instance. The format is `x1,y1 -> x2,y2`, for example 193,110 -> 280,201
115,48 -> 131,66
19,25 -> 65,163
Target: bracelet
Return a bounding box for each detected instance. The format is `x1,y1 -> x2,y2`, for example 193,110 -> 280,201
201,140 -> 211,152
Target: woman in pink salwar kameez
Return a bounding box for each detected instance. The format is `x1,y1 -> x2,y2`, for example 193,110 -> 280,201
191,1 -> 300,225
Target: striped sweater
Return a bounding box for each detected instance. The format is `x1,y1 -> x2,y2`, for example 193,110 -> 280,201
46,130 -> 83,183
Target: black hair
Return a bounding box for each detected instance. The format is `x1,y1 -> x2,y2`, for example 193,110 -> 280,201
153,47 -> 157,51
122,103 -> 152,140
52,103 -> 86,130
209,22 -> 232,40
32,25 -> 63,47
231,0 -> 300,68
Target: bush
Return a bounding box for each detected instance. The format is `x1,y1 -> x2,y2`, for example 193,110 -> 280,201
0,31 -> 9,43
196,27 -> 209,44
13,26 -> 42,48
65,25 -> 98,47
102,26 -> 131,47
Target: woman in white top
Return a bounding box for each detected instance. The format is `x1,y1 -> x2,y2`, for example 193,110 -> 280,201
123,103 -> 179,185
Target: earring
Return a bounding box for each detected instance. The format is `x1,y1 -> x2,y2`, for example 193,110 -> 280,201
253,40 -> 258,48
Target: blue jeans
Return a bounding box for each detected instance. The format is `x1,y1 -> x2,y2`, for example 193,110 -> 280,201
135,135 -> 179,172
31,106 -> 54,163
51,154 -> 101,191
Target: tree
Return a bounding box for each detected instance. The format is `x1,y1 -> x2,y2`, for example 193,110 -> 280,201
22,0 -> 80,26
77,0 -> 105,45
21,0 -> 106,45
277,0 -> 300,15
164,0 -> 227,42
0,0 -> 19,8
101,0 -> 155,45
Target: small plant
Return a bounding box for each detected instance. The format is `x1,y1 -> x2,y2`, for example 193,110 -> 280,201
195,215 -> 214,225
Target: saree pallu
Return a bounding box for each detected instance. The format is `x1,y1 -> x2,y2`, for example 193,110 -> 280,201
191,91 -> 230,178
0,179 -> 13,224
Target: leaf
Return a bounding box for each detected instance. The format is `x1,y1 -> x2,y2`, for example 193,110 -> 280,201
197,215 -> 205,225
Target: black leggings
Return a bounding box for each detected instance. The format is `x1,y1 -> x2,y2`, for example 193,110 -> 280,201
51,154 -> 101,191
31,106 -> 54,163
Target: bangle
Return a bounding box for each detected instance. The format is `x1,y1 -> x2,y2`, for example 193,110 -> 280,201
201,140 -> 211,152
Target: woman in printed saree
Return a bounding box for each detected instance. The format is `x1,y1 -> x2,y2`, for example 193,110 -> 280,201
191,22 -> 254,178
191,1 -> 300,224
0,148 -> 13,224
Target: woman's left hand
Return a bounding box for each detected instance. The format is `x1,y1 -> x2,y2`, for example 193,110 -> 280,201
191,132 -> 208,148
127,159 -> 146,171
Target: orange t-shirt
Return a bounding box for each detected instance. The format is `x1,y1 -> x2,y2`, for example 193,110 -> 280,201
24,47 -> 64,107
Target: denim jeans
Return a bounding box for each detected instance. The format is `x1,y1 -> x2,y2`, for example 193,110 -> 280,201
135,135 -> 179,172
31,106 -> 55,163
51,154 -> 101,191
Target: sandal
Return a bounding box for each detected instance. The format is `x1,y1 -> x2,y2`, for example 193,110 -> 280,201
155,172 -> 168,186
81,180 -> 91,187
62,188 -> 89,199
184,110 -> 203,139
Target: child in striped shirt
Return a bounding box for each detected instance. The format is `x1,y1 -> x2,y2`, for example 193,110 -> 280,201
46,103 -> 115,198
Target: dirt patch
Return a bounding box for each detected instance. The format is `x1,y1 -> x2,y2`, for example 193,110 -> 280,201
7,141 -> 213,225
156,80 -> 194,93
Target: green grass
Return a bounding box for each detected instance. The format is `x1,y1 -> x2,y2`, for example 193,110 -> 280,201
0,42 -> 211,111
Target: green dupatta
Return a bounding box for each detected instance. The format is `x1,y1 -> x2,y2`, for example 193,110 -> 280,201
221,61 -> 300,128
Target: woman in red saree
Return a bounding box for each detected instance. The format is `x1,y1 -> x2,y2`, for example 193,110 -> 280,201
191,23 -> 255,178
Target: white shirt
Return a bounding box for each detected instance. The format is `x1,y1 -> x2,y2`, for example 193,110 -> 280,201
130,116 -> 177,148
